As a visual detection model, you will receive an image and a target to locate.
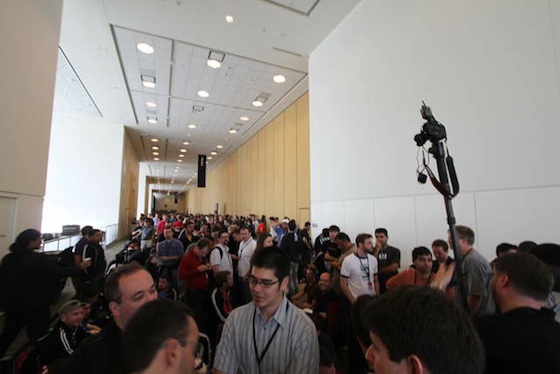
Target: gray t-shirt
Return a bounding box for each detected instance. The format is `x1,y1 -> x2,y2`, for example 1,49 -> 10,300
461,249 -> 495,316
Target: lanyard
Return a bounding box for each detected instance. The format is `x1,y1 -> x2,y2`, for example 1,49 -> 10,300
252,303 -> 288,374
355,253 -> 371,280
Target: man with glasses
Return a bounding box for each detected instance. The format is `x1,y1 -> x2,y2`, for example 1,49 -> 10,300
210,230 -> 234,276
214,247 -> 319,374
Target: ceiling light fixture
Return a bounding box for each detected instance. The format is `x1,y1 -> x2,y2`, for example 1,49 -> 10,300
152,146 -> 159,150
252,93 -> 269,107
225,15 -> 234,23
217,145 -> 223,149
180,149 -> 187,152
273,74 -> 286,83
229,128 -> 238,134
141,75 -> 156,89
179,154 -> 185,158
207,51 -> 226,69
182,141 -> 190,145
146,101 -> 157,108
153,152 -> 159,156
177,159 -> 183,162
210,151 -> 217,155
197,90 -> 209,98
137,43 -> 154,54
207,157 -> 213,160
240,116 -> 249,121
147,116 -> 158,124
151,138 -> 159,142
154,157 -> 159,161
188,124 -> 197,129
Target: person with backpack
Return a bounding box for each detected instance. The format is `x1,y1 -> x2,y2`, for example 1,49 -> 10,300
209,230 -> 233,277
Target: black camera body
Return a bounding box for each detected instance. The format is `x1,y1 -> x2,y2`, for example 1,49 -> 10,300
414,102 -> 447,147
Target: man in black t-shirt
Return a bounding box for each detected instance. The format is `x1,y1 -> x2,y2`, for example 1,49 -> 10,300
373,228 -> 400,294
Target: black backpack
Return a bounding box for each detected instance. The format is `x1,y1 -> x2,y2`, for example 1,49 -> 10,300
58,246 -> 75,268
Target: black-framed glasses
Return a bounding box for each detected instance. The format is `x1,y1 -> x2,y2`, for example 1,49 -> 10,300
247,276 -> 279,288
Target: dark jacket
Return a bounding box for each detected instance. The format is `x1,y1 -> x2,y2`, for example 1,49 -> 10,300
59,320 -> 124,374
0,250 -> 81,312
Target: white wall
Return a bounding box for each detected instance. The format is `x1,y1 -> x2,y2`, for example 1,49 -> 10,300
309,0 -> 560,266
0,0 -> 63,245
42,115 -> 125,233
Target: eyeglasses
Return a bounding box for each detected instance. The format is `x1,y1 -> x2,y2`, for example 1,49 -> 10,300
247,276 -> 279,288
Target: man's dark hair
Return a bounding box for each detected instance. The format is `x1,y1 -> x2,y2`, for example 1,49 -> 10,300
492,252 -> 554,301
9,229 -> 41,252
518,240 -> 538,253
455,225 -> 475,245
81,225 -> 93,236
250,247 -> 290,282
431,239 -> 449,252
530,243 -> 560,292
374,228 -> 388,236
412,246 -> 431,261
363,286 -> 484,374
197,238 -> 211,250
288,219 -> 297,231
122,299 -> 195,373
321,228 -> 329,237
105,263 -> 145,304
328,225 -> 340,233
214,270 -> 231,288
335,232 -> 351,242
496,242 -> 517,257
355,233 -> 373,247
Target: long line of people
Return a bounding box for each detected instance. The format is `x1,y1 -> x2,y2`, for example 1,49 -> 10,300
1,213 -> 559,374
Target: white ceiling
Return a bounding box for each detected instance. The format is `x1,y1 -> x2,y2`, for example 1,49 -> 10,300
55,0 -> 361,192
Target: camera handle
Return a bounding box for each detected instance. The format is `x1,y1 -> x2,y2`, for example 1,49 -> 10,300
430,137 -> 469,312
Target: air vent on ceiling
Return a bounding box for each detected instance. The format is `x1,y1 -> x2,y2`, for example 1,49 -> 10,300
192,105 -> 204,112
263,0 -> 321,16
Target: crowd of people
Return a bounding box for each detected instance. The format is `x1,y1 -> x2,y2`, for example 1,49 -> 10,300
0,212 -> 559,374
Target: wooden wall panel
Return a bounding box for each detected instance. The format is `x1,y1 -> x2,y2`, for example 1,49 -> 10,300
186,93 -> 310,221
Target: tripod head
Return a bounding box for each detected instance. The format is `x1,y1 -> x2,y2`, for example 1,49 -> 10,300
414,101 -> 447,147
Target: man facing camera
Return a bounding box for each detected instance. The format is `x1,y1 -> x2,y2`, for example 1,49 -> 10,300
214,247 -> 319,374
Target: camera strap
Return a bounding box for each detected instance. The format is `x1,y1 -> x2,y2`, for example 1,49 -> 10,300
423,145 -> 460,199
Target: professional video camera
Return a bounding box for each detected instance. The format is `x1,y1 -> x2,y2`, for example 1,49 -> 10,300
414,102 -> 447,147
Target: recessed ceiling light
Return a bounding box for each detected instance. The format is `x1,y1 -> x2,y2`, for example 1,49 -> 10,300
240,116 -> 249,121
217,145 -> 223,149
142,81 -> 156,89
177,159 -> 183,162
153,152 -> 159,156
210,151 -> 217,155
225,15 -> 234,23
207,59 -> 221,69
137,43 -> 154,54
179,154 -> 185,158
180,149 -> 187,152
152,146 -> 159,150
182,141 -> 190,145
148,118 -> 158,124
252,100 -> 263,107
229,128 -> 238,134
207,156 -> 213,160
151,138 -> 159,142
146,101 -> 157,108
188,124 -> 197,129
273,74 -> 286,83
154,157 -> 159,161
197,90 -> 209,98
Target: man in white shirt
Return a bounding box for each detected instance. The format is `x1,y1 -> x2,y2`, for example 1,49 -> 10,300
210,230 -> 234,276
237,226 -> 256,304
340,233 -> 379,304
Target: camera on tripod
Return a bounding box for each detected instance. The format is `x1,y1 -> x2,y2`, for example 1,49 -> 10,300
414,102 -> 447,147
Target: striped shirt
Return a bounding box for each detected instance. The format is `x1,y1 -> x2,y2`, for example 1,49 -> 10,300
214,297 -> 319,374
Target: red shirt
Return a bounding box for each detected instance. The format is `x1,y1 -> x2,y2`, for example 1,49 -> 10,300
179,250 -> 209,290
